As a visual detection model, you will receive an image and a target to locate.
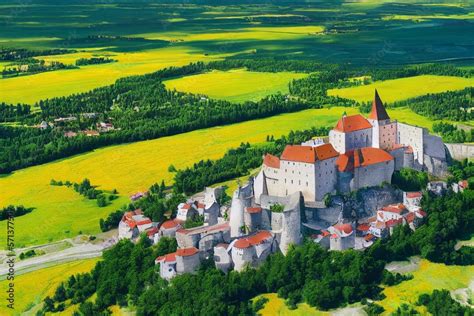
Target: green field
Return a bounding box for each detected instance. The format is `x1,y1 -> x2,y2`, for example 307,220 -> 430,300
0,106 -> 465,247
255,293 -> 327,316
328,75 -> 474,103
0,258 -> 99,315
164,69 -> 307,103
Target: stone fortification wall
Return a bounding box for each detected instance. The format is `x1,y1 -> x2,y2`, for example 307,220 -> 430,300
352,160 -> 394,191
445,143 -> 474,160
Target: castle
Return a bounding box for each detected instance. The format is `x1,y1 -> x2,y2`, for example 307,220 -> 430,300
148,90 -> 447,278
254,90 -> 447,203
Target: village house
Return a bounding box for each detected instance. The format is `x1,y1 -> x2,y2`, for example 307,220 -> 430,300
155,247 -> 201,280
118,209 -> 157,242
63,131 -> 77,138
229,230 -> 275,272
159,219 -> 183,238
97,122 -> 114,132
452,180 -> 469,193
328,223 -> 355,251
176,202 -> 200,222
83,130 -> 100,137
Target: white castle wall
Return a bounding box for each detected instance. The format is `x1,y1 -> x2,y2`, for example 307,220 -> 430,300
345,128 -> 372,152
314,157 -> 338,201
280,160 -> 316,201
352,160 -> 394,191
397,122 -> 424,165
370,119 -> 397,150
176,253 -> 201,274
329,130 -> 346,153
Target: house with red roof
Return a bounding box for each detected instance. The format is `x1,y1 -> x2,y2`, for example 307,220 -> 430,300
155,247 -> 201,280
328,223 -> 355,251
118,209 -> 155,242
176,202 -> 199,222
403,191 -> 422,211
230,230 -> 275,272
329,114 -> 373,154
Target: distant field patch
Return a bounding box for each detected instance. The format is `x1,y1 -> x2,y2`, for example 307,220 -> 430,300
255,293 -> 327,316
379,258 -> 474,314
0,46 -> 227,105
382,13 -> 474,21
0,105 -> 463,247
164,69 -> 307,103
0,258 -> 98,315
328,75 -> 474,103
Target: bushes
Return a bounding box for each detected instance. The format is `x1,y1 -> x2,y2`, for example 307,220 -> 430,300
418,289 -> 473,316
0,205 -> 33,221
391,168 -> 428,192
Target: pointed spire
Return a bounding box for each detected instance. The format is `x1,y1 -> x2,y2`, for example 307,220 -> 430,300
369,89 -> 390,121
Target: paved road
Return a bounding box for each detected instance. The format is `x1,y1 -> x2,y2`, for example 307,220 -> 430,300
0,236 -> 117,277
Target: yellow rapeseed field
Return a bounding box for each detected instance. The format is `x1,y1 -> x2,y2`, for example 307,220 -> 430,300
0,258 -> 99,315
164,69 -> 307,103
0,46 -> 227,105
255,293 -> 328,316
379,259 -> 474,314
327,75 -> 474,103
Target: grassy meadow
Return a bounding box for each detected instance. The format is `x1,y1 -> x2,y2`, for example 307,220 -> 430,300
328,75 -> 474,103
164,69 -> 307,103
379,259 -> 474,314
0,258 -> 99,315
255,293 -> 328,316
0,105 -> 464,247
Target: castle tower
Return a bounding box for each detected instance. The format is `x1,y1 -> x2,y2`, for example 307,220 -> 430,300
368,89 -> 397,150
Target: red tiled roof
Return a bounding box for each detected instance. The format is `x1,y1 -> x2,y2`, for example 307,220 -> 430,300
406,192 -> 422,199
182,204 -> 192,210
386,218 -> 403,227
245,206 -> 262,214
368,89 -> 390,121
334,223 -> 353,235
263,154 -> 280,169
417,210 -> 427,217
197,203 -> 206,209
126,221 -> 136,229
330,233 -> 339,239
136,218 -> 152,226
176,247 -> 199,257
334,114 -> 372,133
156,252 -> 176,263
234,231 -> 272,249
382,204 -> 407,215
364,234 -> 375,242
336,147 -> 393,172
146,227 -> 158,236
357,224 -> 370,232
281,144 -> 338,163
161,219 -> 180,229
459,180 -> 469,188
404,212 -> 416,223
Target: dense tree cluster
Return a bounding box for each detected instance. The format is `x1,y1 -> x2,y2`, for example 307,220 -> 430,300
0,205 -> 33,221
75,57 -> 116,66
0,47 -> 74,61
173,127 -> 330,194
393,88 -> 473,122
418,289 -> 474,316
0,102 -> 30,122
433,122 -> 474,143
391,168 -> 429,192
